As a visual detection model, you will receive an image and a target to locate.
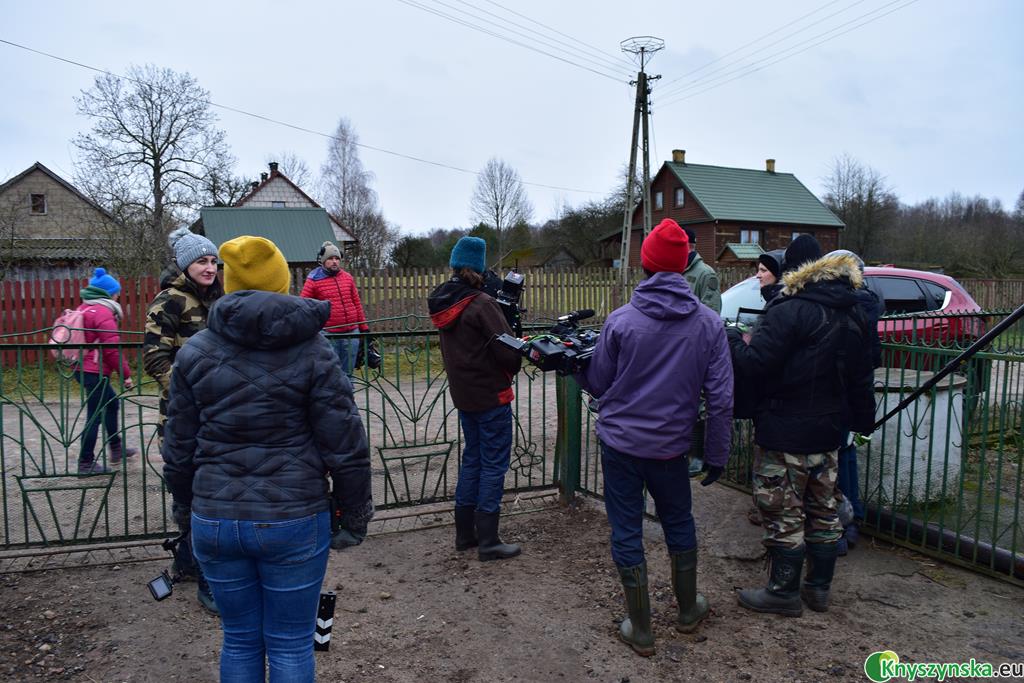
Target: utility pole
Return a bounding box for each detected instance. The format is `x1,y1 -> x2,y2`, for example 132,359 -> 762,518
618,37 -> 663,300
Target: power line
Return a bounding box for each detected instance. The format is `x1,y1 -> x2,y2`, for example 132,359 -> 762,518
659,0 -> 884,100
0,37 -> 602,195
656,0 -> 920,108
393,0 -> 629,82
658,0 -> 856,91
656,0 -> 892,100
442,0 -> 635,76
479,0 -> 636,70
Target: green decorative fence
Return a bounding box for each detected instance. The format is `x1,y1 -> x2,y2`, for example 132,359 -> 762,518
567,310 -> 1024,586
0,319 -> 558,550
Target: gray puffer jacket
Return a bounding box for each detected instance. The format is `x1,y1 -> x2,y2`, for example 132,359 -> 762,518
162,290 -> 372,531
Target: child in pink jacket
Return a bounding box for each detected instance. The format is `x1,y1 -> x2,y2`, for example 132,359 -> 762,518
74,268 -> 137,475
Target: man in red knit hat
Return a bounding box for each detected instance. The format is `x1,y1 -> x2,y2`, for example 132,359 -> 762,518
576,218 -> 734,656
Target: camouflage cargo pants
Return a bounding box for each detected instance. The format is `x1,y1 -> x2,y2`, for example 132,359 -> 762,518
752,447 -> 841,548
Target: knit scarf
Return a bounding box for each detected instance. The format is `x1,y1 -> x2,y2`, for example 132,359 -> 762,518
80,286 -> 124,322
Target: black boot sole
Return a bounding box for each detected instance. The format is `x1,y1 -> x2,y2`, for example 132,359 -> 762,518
619,632 -> 655,657
737,594 -> 803,617
478,548 -> 521,562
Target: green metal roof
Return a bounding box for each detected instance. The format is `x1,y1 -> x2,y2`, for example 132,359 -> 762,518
199,207 -> 336,263
667,162 -> 844,227
720,242 -> 765,260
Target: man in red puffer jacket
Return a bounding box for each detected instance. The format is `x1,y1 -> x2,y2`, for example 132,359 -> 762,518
300,241 -> 370,375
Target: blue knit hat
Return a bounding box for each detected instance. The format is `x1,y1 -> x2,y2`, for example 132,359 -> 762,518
89,267 -> 121,296
168,226 -> 218,271
449,236 -> 486,274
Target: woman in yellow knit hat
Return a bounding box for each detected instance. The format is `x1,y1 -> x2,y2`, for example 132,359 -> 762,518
162,236 -> 373,681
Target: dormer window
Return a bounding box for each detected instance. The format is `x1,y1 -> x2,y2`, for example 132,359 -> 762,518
740,229 -> 761,244
30,194 -> 46,214
674,188 -> 685,207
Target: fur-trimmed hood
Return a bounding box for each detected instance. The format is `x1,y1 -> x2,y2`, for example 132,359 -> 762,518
781,252 -> 864,296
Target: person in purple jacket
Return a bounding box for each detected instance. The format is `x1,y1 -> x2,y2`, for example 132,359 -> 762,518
577,218 -> 734,657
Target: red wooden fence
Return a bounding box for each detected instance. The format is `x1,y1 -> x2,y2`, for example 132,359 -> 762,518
4,271 -> 1021,368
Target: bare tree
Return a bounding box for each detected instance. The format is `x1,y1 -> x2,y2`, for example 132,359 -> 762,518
268,151 -> 313,190
822,153 -> 898,259
72,64 -> 234,273
319,118 -> 396,267
469,158 -> 533,270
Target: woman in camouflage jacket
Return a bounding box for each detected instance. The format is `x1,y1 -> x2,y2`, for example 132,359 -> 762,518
143,226 -> 222,613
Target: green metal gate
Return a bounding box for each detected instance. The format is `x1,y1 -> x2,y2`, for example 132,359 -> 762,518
0,318 -> 557,550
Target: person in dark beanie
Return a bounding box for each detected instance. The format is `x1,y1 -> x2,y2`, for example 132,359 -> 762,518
72,267 -> 137,475
727,248 -> 875,618
783,234 -> 822,273
756,249 -> 786,303
144,227 -> 224,613
162,236 -> 372,681
301,240 -> 370,376
427,236 -> 523,562
577,220 -> 734,656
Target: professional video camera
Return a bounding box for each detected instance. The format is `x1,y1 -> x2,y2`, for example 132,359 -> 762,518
483,269 -> 526,336
496,308 -> 599,376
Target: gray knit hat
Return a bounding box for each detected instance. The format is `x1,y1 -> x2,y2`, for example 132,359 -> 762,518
318,241 -> 341,263
168,226 -> 218,271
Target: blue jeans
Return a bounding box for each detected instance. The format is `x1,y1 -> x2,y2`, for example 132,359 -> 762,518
329,334 -> 361,376
74,371 -> 121,465
837,439 -> 864,521
601,441 -> 696,567
191,511 -> 330,683
455,404 -> 513,514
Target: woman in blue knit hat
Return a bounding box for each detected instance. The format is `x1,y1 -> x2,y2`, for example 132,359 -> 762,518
74,267 -> 137,475
427,236 -> 523,561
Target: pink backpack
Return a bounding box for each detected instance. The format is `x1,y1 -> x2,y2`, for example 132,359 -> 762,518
48,307 -> 94,364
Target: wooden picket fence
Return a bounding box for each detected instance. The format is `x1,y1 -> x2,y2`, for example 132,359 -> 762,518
3,268 -> 1019,367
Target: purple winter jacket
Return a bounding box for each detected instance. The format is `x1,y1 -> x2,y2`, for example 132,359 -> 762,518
578,272 -> 734,465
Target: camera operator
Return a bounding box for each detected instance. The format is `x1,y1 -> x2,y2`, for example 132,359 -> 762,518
576,220 -> 734,656
427,237 -> 523,562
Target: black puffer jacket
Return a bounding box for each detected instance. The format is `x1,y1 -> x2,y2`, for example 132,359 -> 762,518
727,253 -> 876,453
162,290 -> 372,528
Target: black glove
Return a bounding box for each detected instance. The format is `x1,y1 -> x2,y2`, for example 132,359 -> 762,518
355,337 -> 382,370
700,464 -> 724,487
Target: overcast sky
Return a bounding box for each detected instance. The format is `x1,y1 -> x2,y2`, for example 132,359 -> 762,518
2,0 -> 1021,236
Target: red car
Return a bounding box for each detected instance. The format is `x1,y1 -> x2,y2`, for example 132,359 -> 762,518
720,266 -> 985,348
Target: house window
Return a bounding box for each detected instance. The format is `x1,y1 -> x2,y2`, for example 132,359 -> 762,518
653,191 -> 663,210
792,231 -> 808,241
271,201 -> 285,208
30,194 -> 46,214
740,229 -> 760,244
674,188 -> 685,207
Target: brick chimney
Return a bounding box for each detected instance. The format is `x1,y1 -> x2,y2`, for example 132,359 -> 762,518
250,181 -> 259,190
766,158 -> 776,173
672,149 -> 686,164
268,161 -> 279,175
260,172 -> 268,182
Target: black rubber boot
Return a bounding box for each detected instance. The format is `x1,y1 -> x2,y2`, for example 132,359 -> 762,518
670,548 -> 709,633
196,568 -> 220,616
737,545 -> 805,617
616,563 -> 655,656
475,511 -> 521,562
454,505 -> 478,551
801,542 -> 839,612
